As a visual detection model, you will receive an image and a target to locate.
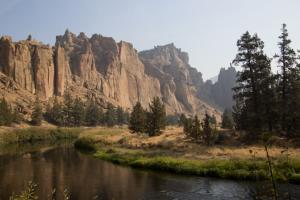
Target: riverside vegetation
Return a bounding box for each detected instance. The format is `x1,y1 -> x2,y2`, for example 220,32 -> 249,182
2,23 -> 300,199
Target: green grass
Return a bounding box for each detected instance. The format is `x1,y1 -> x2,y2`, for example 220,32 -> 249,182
0,127 -> 81,145
82,146 -> 300,182
80,127 -> 125,138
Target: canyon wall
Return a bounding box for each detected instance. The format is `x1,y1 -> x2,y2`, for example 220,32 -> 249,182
0,31 -> 222,119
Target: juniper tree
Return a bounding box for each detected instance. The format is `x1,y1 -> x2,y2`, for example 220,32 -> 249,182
129,102 -> 146,133
145,97 -> 166,136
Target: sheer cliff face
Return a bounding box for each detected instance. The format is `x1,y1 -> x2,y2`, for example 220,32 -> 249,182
0,31 -> 220,118
139,43 -> 216,116
198,67 -> 237,110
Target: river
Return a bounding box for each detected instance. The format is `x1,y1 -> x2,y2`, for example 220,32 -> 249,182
0,144 -> 299,200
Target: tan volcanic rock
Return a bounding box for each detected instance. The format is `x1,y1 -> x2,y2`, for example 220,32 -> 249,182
0,32 -> 221,120
31,44 -> 55,99
139,43 -> 219,118
0,36 -> 35,94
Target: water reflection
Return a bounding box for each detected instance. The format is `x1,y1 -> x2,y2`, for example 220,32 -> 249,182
0,146 -> 299,200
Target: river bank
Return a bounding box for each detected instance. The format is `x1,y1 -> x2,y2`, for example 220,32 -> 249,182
1,125 -> 300,183
0,126 -> 81,145
74,126 -> 300,183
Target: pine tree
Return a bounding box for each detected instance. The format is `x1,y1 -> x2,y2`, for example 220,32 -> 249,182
286,66 -> 300,135
183,117 -> 193,136
72,97 -> 85,127
85,99 -> 102,126
275,24 -> 297,133
11,106 -> 23,124
0,97 -> 13,126
179,114 -> 187,127
145,97 -> 166,136
44,97 -> 64,126
129,102 -> 146,133
105,103 -> 116,127
233,31 -> 273,135
221,109 -> 234,129
63,91 -> 74,126
31,97 -> 43,126
52,97 -> 64,126
202,113 -> 213,145
116,106 -> 126,125
209,115 -> 217,126
191,115 -> 201,140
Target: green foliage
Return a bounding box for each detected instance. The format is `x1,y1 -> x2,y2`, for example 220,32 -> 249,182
44,97 -> 63,126
191,115 -> 201,140
63,91 -> 75,127
145,97 -> 166,136
289,173 -> 300,184
105,103 -> 116,127
116,106 -> 128,125
232,24 -> 300,138
275,24 -> 298,134
31,97 -> 43,126
183,115 -> 204,141
0,97 -> 14,126
221,108 -> 234,129
209,114 -> 217,125
9,181 -> 37,200
0,128 -> 80,145
93,148 -> 300,181
166,115 -> 180,126
9,182 -> 70,200
129,102 -> 146,133
183,117 -> 193,136
233,31 -> 275,136
178,114 -> 187,127
202,113 -> 214,145
72,97 -> 85,127
74,137 -> 96,152
44,95 -> 128,127
85,99 -> 103,126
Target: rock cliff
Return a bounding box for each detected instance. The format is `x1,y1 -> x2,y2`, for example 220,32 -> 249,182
0,31 -> 221,119
198,67 -> 237,110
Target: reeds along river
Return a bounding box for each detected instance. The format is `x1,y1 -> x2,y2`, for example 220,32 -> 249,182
0,144 -> 299,200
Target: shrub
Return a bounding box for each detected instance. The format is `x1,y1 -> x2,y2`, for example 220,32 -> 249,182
74,137 -> 96,152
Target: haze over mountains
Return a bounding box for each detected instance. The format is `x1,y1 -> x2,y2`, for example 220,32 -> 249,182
0,30 -> 236,118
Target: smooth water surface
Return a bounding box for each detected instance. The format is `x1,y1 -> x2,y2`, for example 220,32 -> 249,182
0,145 -> 299,200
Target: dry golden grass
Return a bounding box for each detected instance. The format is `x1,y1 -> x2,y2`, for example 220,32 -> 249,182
81,126 -> 300,161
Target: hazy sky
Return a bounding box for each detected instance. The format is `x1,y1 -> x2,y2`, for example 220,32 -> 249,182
0,0 -> 300,79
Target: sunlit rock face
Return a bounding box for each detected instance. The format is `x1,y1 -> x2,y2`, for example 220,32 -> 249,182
0,31 -> 221,119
